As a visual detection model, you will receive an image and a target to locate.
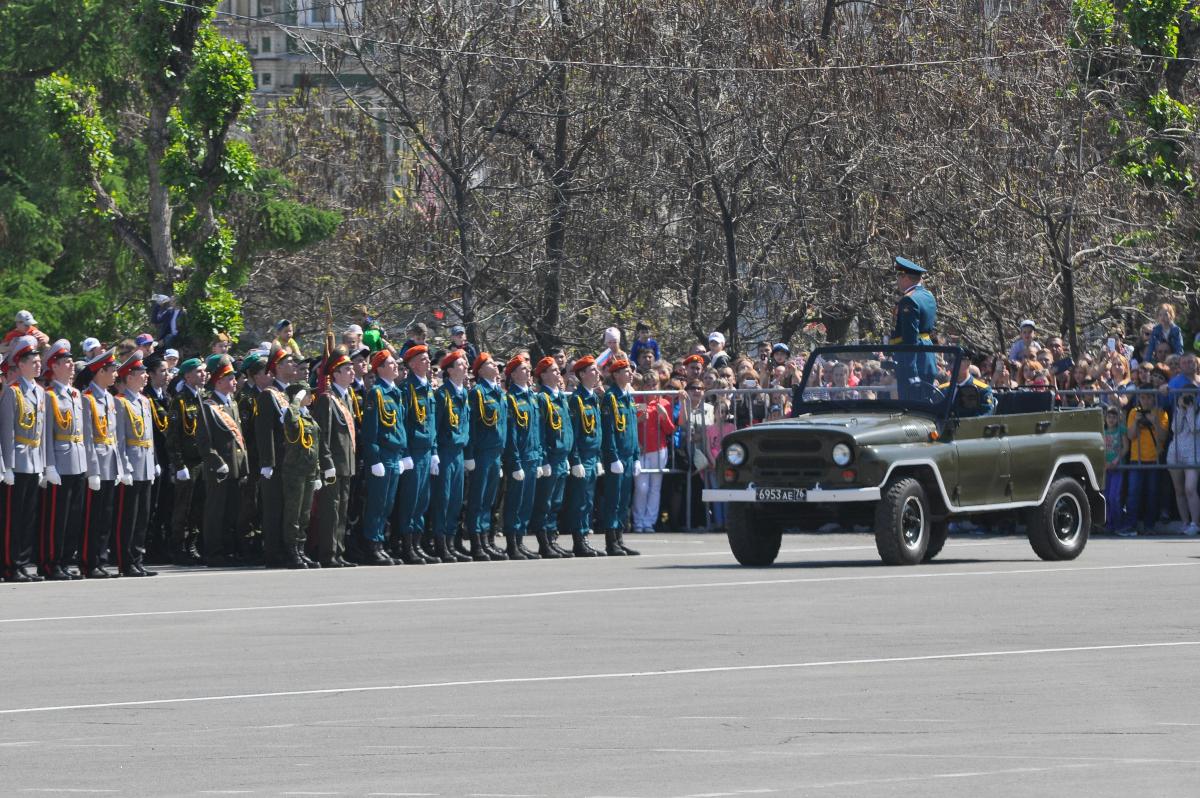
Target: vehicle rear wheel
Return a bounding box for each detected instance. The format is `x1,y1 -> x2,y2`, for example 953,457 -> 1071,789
874,477 -> 930,565
923,520 -> 949,562
1026,477 -> 1090,561
726,504 -> 782,566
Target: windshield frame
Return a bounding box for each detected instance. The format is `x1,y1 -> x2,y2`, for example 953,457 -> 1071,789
790,344 -> 965,420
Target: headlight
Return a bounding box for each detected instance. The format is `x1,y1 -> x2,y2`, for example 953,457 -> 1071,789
831,443 -> 853,466
725,443 -> 747,466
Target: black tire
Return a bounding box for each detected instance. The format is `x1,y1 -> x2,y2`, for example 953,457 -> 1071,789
874,477 -> 930,565
1026,477 -> 1090,561
726,504 -> 782,566
923,520 -> 949,562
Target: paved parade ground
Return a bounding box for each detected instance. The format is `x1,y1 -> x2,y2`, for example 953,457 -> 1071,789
2,533 -> 1198,797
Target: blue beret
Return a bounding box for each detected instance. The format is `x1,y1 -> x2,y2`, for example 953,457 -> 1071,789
894,256 -> 926,275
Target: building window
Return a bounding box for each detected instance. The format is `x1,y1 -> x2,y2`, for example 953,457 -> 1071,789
311,2 -> 333,24
261,73 -> 272,87
262,36 -> 272,52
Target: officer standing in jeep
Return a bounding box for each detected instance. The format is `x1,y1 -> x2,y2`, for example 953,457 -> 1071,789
888,257 -> 938,400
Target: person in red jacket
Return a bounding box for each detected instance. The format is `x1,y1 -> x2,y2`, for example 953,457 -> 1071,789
632,373 -> 677,533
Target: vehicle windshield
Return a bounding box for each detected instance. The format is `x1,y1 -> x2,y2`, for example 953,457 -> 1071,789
791,345 -> 964,417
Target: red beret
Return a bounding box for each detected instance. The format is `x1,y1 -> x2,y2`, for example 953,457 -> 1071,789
369,350 -> 392,372
439,349 -> 466,370
402,344 -> 428,363
607,358 -> 631,374
324,351 -> 351,376
682,354 -> 705,366
267,346 -> 293,374
532,356 -> 556,378
471,352 -> 493,375
572,355 -> 596,374
504,354 -> 529,378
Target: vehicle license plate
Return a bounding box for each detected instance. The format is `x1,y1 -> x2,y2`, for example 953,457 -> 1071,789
755,487 -> 807,502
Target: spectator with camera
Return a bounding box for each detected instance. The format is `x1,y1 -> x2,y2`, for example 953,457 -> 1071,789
1119,387 -> 1169,536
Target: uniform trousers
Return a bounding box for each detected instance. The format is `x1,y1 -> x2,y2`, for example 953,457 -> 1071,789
393,449 -> 433,536
429,447 -> 465,538
147,474 -> 172,558
114,480 -> 153,571
530,458 -> 568,535
562,462 -> 600,535
362,459 -> 402,544
170,472 -> 202,553
203,470 -> 242,559
4,473 -> 40,573
41,474 -> 85,571
599,454 -> 638,531
259,472 -> 285,563
465,448 -> 503,535
281,471 -> 317,551
502,459 -> 540,538
314,475 -> 352,563
81,480 -> 116,569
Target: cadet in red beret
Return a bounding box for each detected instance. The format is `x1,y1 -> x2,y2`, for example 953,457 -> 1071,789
562,354 -> 605,556
529,356 -> 574,558
359,350 -> 407,565
598,357 -> 640,555
464,353 -> 508,559
429,349 -> 474,562
392,343 -> 438,564
501,354 -> 543,559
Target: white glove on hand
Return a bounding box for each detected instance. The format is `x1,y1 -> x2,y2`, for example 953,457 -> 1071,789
175,467 -> 190,482
595,463 -> 604,476
498,469 -> 504,479
512,468 -> 524,482
216,463 -> 230,476
260,466 -> 273,480
45,466 -> 62,486
118,472 -> 133,486
430,455 -> 440,476
609,461 -> 624,475
38,473 -> 47,489
540,464 -> 552,478
371,462 -> 386,478
155,464 -> 161,478
464,459 -> 476,472
323,467 -> 337,484
634,461 -> 643,477
570,464 -> 585,478
87,475 -> 101,491
400,456 -> 414,472
312,479 -> 323,492
2,469 -> 14,486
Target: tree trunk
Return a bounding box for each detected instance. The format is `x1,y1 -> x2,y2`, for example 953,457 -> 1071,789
535,64 -> 570,358
145,100 -> 175,283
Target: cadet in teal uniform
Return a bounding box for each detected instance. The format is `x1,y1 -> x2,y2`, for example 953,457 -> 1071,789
888,256 -> 938,400
937,358 -> 996,417
391,345 -> 438,564
360,351 -> 407,565
464,353 -> 508,560
562,355 -> 605,557
429,349 -> 473,563
529,356 -> 574,558
598,357 -> 641,556
501,354 -> 543,560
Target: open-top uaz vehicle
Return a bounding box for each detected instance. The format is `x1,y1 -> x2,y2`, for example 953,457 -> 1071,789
702,345 -> 1105,566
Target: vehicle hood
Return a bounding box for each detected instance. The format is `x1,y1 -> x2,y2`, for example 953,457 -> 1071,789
757,412 -> 938,446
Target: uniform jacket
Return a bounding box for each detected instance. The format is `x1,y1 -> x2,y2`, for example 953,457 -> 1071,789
167,385 -> 204,471
536,385 -> 574,466
937,376 -> 996,417
568,386 -> 602,467
81,383 -> 123,481
281,404 -> 321,480
889,283 -> 937,344
503,386 -> 542,469
0,377 -> 46,474
43,380 -> 87,476
237,383 -> 261,471
601,387 -> 641,463
198,390 -> 249,479
315,385 -> 356,478
398,375 -> 437,455
116,389 -> 158,481
145,384 -> 171,472
362,379 -> 407,467
255,382 -> 289,470
465,380 -> 507,457
436,382 -> 470,451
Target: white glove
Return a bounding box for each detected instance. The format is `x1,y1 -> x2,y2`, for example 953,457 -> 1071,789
609,461 -> 624,475
512,468 -> 524,482
175,467 -> 190,482
540,464 -> 552,478
260,466 -> 273,479
634,461 -> 643,476
88,475 -> 101,491
216,463 -> 229,476
38,472 -> 47,489
323,467 -> 337,484
596,463 -> 604,476
118,472 -> 133,486
371,462 -> 386,478
430,455 -> 440,476
45,466 -> 62,486
498,469 -> 504,479
312,479 -> 323,492
154,464 -> 161,478
400,456 -> 414,472
2,469 -> 13,486
570,464 -> 585,478
464,459 -> 476,472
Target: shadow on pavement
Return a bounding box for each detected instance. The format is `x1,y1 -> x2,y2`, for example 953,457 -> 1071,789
646,557 -> 1035,570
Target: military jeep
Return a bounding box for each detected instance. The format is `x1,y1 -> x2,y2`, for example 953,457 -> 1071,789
702,345 -> 1105,566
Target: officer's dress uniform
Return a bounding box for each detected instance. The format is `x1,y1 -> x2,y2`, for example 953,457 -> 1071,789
345,379 -> 367,549
198,384 -> 249,564
393,371 -> 437,560
502,382 -> 543,559
464,370 -> 507,559
81,373 -> 125,576
42,375 -> 87,578
530,381 -> 574,558
599,384 -> 641,555
279,391 -> 321,568
563,379 -> 605,556
1,367 -> 46,580
313,382 -> 357,567
256,379 -> 291,566
235,379 -> 262,550
938,375 -> 996,417
114,382 -> 158,575
888,257 -> 938,400
167,380 -> 205,562
144,379 -> 173,562
361,374 -> 407,563
430,378 -> 471,562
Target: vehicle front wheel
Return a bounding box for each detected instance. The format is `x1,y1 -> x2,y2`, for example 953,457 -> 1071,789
923,520 -> 949,562
726,504 -> 782,566
874,477 -> 930,565
1026,477 -> 1090,561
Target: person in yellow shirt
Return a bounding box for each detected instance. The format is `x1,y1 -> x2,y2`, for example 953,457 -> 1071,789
273,320 -> 303,360
1119,387 -> 1168,536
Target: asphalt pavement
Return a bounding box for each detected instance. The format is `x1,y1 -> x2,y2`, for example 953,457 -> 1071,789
2,532 -> 1198,797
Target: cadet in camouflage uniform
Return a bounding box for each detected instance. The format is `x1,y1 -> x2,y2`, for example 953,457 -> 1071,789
279,382 -> 322,569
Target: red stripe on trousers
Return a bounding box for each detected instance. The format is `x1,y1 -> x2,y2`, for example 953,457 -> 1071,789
3,484 -> 11,569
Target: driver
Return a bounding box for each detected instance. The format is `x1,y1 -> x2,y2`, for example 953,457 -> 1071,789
888,257 -> 938,399
938,359 -> 996,417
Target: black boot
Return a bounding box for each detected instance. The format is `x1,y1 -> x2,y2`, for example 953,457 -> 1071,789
469,533 -> 492,562
397,533 -> 427,565
517,534 -> 541,560
604,529 -> 627,556
572,532 -> 604,557
284,546 -> 307,569
452,532 -> 472,559
363,541 -> 394,566
484,531 -> 507,560
549,531 -> 574,558
505,532 -> 529,560
616,525 -> 640,556
413,534 -> 439,564
535,531 -> 561,559
433,536 -> 458,564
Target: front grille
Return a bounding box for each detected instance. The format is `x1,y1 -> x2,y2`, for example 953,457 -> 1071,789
752,455 -> 827,485
759,438 -> 823,453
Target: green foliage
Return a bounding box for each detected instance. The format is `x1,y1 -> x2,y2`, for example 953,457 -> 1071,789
1118,89 -> 1196,192
1118,0 -> 1190,55
1071,0 -> 1119,47
179,277 -> 244,341
35,74 -> 115,178
182,27 -> 255,134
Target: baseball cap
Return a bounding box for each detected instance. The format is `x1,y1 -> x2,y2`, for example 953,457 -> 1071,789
15,310 -> 36,326
164,348 -> 179,360
450,324 -> 466,335
345,324 -> 364,336
1019,319 -> 1036,330
81,337 -> 101,353
708,331 -> 725,344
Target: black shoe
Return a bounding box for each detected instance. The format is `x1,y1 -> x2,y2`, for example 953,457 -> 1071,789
6,570 -> 32,583
468,533 -> 492,562
363,543 -> 394,566
47,566 -> 72,581
572,533 -> 603,557
452,534 -> 473,558
284,553 -> 307,569
605,529 -> 627,556
121,567 -> 149,577
549,533 -> 574,558
65,566 -> 84,580
534,532 -> 562,559
335,556 -> 357,568
135,564 -> 158,576
87,566 -> 114,578
616,527 -> 640,556
505,534 -> 529,560
447,538 -> 471,562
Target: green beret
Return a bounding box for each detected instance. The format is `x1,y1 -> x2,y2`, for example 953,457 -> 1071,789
241,353 -> 265,375
177,357 -> 203,377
